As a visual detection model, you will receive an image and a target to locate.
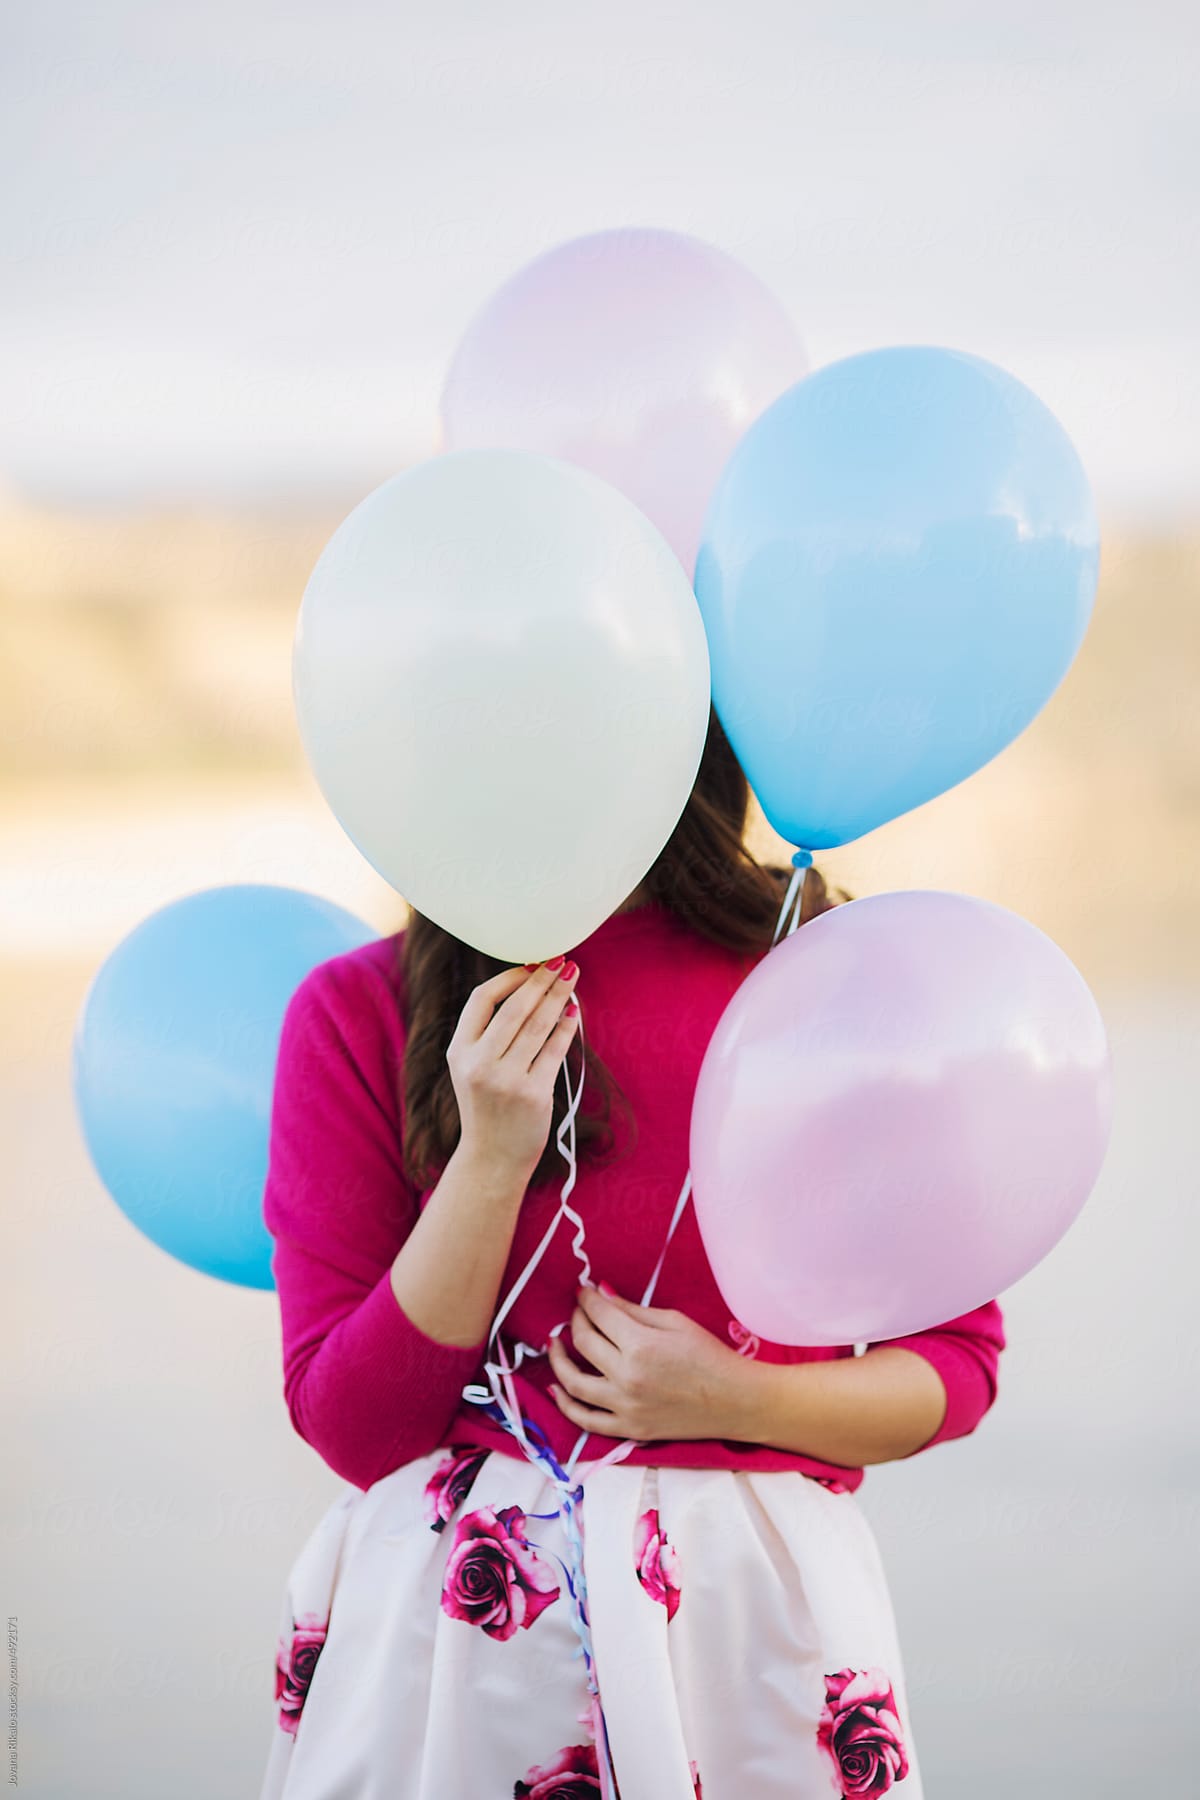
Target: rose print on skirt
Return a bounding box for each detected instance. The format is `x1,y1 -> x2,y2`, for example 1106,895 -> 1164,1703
633,1506 -> 682,1620
440,1502 -> 561,1640
273,1610 -> 328,1738
423,1443 -> 491,1531
817,1667 -> 911,1795
258,1449 -> 926,1797
513,1740 -> 602,1797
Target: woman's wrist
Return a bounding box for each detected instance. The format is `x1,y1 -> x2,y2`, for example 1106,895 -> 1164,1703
715,1351 -> 792,1444
712,1346 -> 950,1465
448,1138 -> 533,1208
389,1141 -> 530,1352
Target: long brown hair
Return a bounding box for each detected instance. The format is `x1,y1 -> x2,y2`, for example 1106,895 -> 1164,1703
393,705 -> 851,1192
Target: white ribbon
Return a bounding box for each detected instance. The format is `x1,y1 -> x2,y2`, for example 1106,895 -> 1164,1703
558,857 -> 811,1473
462,861 -> 812,1468
461,990 -> 594,1446
458,861 -> 811,1788
459,991 -> 628,1794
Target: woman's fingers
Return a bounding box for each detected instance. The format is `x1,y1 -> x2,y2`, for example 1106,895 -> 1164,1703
574,1282 -> 643,1345
504,961 -> 580,1068
451,963 -> 536,1048
546,1331 -> 613,1405
547,1377 -> 625,1436
564,1303 -> 621,1378
452,959 -> 575,1057
528,994 -> 581,1079
469,959 -> 572,1060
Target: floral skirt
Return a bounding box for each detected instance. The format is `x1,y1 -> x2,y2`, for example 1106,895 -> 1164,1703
258,1441 -> 925,1800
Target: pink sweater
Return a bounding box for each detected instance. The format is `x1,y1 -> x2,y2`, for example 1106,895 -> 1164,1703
263,897 -> 1005,1494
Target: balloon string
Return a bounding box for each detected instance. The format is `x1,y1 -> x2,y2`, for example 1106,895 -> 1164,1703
774,847 -> 812,943
562,850 -> 813,1477
458,980 -> 621,1793
462,985 -> 592,1405
463,1395 -> 619,1795
462,856 -> 812,1766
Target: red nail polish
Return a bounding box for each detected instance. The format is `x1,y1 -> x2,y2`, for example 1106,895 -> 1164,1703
545,954 -> 565,970
565,999 -> 579,1017
598,1279 -> 616,1297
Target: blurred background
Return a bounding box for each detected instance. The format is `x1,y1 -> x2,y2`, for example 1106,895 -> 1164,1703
3,4 -> 1197,1795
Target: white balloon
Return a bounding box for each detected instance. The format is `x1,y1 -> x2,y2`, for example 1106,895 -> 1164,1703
293,450 -> 712,962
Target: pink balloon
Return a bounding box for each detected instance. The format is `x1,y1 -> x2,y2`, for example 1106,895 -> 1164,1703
440,227 -> 808,577
689,891 -> 1113,1345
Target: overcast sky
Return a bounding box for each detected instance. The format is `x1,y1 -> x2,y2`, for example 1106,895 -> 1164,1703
3,1 -> 1196,523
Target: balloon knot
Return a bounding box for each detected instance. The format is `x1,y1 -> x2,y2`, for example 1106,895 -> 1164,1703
791,848 -> 813,869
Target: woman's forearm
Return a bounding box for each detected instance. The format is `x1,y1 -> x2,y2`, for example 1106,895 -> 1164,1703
723,1346 -> 950,1467
389,1141 -> 530,1350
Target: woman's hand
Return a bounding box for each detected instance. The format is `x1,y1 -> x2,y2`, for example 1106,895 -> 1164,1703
446,957 -> 581,1187
546,1281 -> 753,1442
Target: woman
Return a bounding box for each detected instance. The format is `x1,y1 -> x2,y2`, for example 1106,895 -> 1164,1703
258,707 -> 1005,1799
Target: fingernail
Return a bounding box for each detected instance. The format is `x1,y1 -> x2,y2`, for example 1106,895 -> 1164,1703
598,1279 -> 616,1297
548,1383 -> 560,1398
565,999 -> 579,1017
560,959 -> 578,982
522,962 -> 539,970
545,954 -> 565,970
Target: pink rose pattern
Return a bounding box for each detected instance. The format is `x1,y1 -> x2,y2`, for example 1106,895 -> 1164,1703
273,1609 -> 328,1737
440,1503 -> 561,1640
817,1667 -> 910,1795
512,1737 -> 701,1798
632,1507 -> 682,1621
513,1740 -> 601,1798
423,1443 -> 492,1531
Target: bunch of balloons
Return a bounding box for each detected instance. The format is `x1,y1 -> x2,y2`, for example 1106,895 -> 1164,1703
292,227 -> 811,963
73,224 -> 1112,1341
685,336 -> 1111,1341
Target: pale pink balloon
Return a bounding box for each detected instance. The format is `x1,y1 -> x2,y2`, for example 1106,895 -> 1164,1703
688,890 -> 1113,1346
440,227 -> 808,577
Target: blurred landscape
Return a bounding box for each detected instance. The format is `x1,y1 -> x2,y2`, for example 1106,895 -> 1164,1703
1,484 -> 1196,979
2,492 -> 1197,1797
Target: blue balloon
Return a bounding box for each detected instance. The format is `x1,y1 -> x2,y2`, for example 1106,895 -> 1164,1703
72,885 -> 376,1289
694,346 -> 1100,849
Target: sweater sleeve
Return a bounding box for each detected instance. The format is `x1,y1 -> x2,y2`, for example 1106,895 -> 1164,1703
872,1298 -> 1007,1453
262,957 -> 489,1490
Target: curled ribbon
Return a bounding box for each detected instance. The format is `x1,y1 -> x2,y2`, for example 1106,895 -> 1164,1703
459,861 -> 810,1795
459,987 -> 625,1794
